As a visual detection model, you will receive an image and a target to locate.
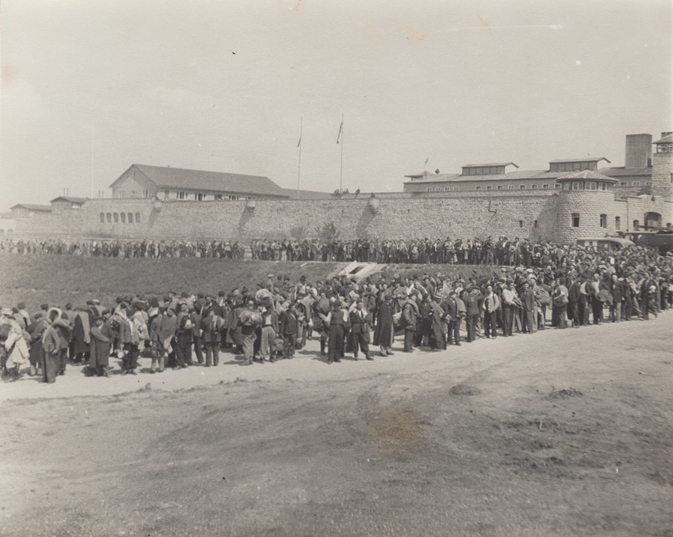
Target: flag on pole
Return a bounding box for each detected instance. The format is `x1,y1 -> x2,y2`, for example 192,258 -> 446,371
336,119 -> 343,144
297,132 -> 302,148
297,118 -> 302,148
424,157 -> 429,167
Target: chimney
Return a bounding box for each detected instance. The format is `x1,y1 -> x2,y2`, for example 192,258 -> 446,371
662,131 -> 673,138
625,133 -> 652,168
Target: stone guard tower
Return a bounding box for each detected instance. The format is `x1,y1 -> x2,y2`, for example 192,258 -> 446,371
554,170 -> 619,243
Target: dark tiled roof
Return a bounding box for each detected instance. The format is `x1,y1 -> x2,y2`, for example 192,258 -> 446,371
10,204 -> 51,212
120,164 -> 288,198
462,162 -> 519,168
600,167 -> 652,177
50,196 -> 87,203
282,189 -> 334,200
557,170 -> 618,182
404,169 -> 566,183
549,157 -> 610,163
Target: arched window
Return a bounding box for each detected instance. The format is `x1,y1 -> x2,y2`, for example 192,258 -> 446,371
135,212 -> 141,223
572,213 -> 580,227
99,212 -> 105,223
114,213 -> 119,223
106,213 -> 112,223
120,212 -> 126,223
127,212 -> 133,223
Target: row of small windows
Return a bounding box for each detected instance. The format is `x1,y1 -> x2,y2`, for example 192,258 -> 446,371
425,184 -> 565,192
116,190 -> 151,198
570,214 -> 629,229
549,161 -> 598,173
561,181 -> 611,191
461,166 -> 506,176
99,212 -> 141,224
173,191 -> 253,201
618,181 -> 652,187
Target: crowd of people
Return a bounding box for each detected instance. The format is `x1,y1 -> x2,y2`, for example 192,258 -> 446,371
0,236 -> 627,267
1,242 -> 671,384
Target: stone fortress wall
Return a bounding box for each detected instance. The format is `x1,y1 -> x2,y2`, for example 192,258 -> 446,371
9,133 -> 673,244
9,188 -> 672,244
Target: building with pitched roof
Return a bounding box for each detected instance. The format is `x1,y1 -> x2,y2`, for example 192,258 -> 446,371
109,164 -> 291,201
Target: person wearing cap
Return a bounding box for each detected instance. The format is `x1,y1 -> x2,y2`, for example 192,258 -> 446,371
482,285 -> 500,339
442,290 -> 463,346
326,300 -> 348,363
41,310 -> 70,383
279,302 -> 298,360
427,294 -> 447,350
27,312 -> 49,377
238,299 -> 262,365
521,281 -> 537,334
149,307 -> 176,373
401,296 -> 419,352
201,307 -> 223,366
462,286 -> 483,343
349,299 -> 373,360
1,309 -> 29,381
89,316 -> 112,377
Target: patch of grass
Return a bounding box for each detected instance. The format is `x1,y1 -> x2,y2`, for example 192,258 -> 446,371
0,255 -> 342,310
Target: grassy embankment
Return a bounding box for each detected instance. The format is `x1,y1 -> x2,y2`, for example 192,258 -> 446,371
0,254 -> 502,310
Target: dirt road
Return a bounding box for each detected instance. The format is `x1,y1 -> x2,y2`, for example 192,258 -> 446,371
1,314 -> 672,537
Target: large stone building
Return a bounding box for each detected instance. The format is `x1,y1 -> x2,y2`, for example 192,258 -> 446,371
6,131 -> 673,244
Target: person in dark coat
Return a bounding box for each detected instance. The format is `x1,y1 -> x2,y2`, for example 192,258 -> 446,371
327,301 -> 347,364
27,313 -> 48,376
463,287 -> 483,343
401,297 -> 419,352
373,295 -> 394,357
349,299 -> 373,360
428,295 -> 447,349
200,308 -> 223,366
88,316 -> 112,377
279,304 -> 298,359
441,291 -> 462,346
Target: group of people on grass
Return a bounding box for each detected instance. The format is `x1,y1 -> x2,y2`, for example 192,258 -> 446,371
2,236 -> 657,268
1,244 -> 671,384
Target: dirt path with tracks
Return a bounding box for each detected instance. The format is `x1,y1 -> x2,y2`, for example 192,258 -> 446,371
1,313 -> 672,537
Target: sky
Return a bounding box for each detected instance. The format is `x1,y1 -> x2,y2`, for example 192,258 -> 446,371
1,0 -> 671,210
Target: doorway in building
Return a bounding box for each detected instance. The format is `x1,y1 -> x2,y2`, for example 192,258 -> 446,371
645,212 -> 662,229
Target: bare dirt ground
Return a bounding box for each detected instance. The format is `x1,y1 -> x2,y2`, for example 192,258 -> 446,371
1,313 -> 672,537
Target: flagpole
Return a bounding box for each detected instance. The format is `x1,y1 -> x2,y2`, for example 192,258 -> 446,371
339,114 -> 344,192
297,117 -> 303,197
91,119 -> 95,199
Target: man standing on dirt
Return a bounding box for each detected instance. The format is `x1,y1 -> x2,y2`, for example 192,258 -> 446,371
238,299 -> 262,365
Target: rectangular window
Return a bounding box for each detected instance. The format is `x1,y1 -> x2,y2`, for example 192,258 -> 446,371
508,185 -> 515,190
586,182 -> 596,190
555,184 -> 562,189
519,220 -> 523,228
620,182 -> 627,187
215,194 -> 223,200
453,186 -> 459,191
543,184 -> 549,190
600,214 -> 607,228
534,220 -> 538,228
600,183 -> 607,190
486,185 -> 492,191
615,216 -> 621,230
519,185 -> 526,190
531,184 -> 537,190
475,186 -> 482,191
195,193 -> 204,201
497,185 -> 503,190
572,213 -> 580,227
135,212 -> 141,224
177,191 -> 186,199
632,181 -> 640,186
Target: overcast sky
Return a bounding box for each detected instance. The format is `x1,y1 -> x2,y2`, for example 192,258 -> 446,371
1,0 -> 671,210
